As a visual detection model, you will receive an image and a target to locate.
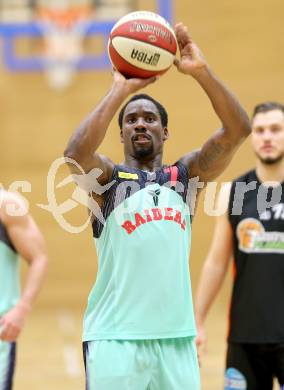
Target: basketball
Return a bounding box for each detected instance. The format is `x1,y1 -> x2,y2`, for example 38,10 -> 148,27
108,11 -> 177,79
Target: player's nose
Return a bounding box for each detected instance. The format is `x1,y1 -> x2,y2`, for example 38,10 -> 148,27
135,118 -> 147,130
263,129 -> 273,141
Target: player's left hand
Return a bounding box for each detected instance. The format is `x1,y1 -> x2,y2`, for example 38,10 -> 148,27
112,68 -> 158,97
0,302 -> 31,342
174,23 -> 208,77
195,322 -> 207,367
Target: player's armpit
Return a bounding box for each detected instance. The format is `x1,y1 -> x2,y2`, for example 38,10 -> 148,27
64,152 -> 115,186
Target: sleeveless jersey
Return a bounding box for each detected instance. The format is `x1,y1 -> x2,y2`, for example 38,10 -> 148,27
83,161 -> 196,341
228,170 -> 284,343
0,217 -> 20,317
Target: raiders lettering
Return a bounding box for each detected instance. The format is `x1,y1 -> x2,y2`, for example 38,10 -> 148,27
131,49 -> 160,66
121,207 -> 186,234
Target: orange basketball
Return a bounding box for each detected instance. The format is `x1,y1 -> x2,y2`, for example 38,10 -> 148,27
108,11 -> 177,79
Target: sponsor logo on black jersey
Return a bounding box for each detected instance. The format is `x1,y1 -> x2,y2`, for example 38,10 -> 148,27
237,218 -> 284,254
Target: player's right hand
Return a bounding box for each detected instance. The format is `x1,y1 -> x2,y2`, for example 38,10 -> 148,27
112,68 -> 158,96
0,302 -> 30,342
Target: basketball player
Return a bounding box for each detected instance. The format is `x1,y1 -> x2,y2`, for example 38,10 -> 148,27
0,190 -> 48,390
195,102 -> 284,389
64,23 -> 251,389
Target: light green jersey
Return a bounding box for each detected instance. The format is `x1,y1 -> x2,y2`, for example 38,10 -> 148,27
0,220 -> 20,316
83,163 -> 196,341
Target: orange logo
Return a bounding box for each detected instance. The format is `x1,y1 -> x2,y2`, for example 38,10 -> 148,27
237,218 -> 264,251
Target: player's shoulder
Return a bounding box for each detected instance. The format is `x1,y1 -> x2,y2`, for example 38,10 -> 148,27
226,169 -> 257,214
98,154 -> 115,167
0,190 -> 28,220
0,190 -> 26,205
232,169 -> 256,185
178,149 -> 199,171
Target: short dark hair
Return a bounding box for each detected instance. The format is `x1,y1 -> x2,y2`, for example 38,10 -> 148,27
118,94 -> 168,129
252,101 -> 284,118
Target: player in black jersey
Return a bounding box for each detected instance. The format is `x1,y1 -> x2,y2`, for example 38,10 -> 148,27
0,190 -> 47,390
195,102 -> 284,389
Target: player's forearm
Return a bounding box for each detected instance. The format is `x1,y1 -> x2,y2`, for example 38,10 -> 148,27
64,84 -> 127,162
195,258 -> 228,326
19,254 -> 48,310
193,66 -> 251,142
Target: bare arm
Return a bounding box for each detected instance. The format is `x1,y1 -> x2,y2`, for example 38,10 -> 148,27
194,184 -> 233,361
0,192 -> 48,342
174,23 -> 251,182
64,71 -> 157,182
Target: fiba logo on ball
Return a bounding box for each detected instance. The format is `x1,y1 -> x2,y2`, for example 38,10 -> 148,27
108,10 -> 177,79
131,49 -> 160,66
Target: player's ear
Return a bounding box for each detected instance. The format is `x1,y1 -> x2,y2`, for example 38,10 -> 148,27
163,127 -> 169,141
120,129 -> 124,143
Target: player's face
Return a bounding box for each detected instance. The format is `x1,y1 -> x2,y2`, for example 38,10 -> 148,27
251,109 -> 284,165
120,99 -> 168,160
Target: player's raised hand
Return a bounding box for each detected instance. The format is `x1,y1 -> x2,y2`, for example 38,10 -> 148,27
174,23 -> 208,77
112,68 -> 158,96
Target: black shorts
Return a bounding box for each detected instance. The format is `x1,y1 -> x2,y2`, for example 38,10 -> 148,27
225,342 -> 284,390
0,341 -> 16,390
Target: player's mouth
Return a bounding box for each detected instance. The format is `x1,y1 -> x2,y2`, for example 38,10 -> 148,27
132,133 -> 152,145
261,145 -> 274,152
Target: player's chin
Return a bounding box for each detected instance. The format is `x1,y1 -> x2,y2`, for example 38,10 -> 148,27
258,152 -> 283,165
133,145 -> 154,159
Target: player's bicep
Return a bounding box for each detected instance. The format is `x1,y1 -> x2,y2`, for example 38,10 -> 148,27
206,183 -> 233,268
208,214 -> 233,266
181,128 -> 239,182
2,193 -> 46,263
7,215 -> 46,263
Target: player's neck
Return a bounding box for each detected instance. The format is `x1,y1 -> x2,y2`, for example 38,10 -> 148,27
256,159 -> 284,184
123,154 -> 163,172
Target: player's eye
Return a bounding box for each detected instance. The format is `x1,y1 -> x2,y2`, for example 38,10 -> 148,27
270,125 -> 282,133
146,116 -> 155,123
126,117 -> 136,124
254,127 -> 264,134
